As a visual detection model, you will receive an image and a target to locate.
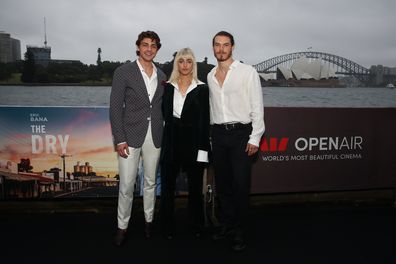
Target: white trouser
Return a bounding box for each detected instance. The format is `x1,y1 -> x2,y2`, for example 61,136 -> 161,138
117,124 -> 160,229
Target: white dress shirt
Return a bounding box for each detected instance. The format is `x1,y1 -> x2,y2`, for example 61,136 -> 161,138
137,59 -> 158,102
171,79 -> 204,118
170,80 -> 208,163
207,60 -> 265,147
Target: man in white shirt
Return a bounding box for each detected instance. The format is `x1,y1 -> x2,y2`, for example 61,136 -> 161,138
207,31 -> 265,251
110,31 -> 167,246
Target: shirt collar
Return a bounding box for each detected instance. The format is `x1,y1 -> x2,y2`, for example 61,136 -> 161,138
170,79 -> 204,87
171,79 -> 204,93
136,59 -> 157,74
229,60 -> 240,69
212,60 -> 240,73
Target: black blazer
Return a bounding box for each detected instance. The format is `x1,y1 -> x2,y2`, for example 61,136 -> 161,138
161,82 -> 210,164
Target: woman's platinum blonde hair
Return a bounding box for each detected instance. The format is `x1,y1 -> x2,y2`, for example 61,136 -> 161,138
168,47 -> 200,84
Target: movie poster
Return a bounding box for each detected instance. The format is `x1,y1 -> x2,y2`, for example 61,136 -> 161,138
0,106 -> 119,199
2,106 -> 395,199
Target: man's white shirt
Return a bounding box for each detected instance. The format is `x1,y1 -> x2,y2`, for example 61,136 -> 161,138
207,60 -> 265,147
137,59 -> 158,102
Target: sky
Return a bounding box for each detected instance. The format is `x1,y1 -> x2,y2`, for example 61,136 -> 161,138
1,0 -> 395,68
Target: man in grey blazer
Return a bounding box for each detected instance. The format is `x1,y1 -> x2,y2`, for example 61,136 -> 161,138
110,31 -> 167,246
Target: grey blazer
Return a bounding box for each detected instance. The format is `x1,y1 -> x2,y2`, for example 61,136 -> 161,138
109,60 -> 166,148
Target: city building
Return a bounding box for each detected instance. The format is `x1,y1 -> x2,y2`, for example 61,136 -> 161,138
25,46 -> 82,67
73,161 -> 93,175
26,45 -> 51,67
369,65 -> 396,87
0,31 -> 21,63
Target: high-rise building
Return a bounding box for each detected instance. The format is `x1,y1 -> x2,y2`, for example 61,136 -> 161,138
11,38 -> 21,61
26,45 -> 51,67
369,65 -> 396,86
0,31 -> 21,63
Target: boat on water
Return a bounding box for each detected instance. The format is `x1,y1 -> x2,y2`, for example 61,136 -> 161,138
386,83 -> 395,88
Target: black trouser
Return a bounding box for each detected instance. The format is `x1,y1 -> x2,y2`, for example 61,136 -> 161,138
160,118 -> 204,234
211,124 -> 253,236
160,162 -> 204,234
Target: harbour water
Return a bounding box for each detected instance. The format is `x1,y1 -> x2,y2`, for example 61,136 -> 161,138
0,85 -> 395,108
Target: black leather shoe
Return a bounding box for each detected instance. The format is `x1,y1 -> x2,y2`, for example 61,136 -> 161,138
114,228 -> 127,246
212,226 -> 230,241
192,226 -> 203,238
231,236 -> 246,252
145,222 -> 152,239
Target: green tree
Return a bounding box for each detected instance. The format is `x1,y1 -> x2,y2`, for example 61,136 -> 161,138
0,62 -> 12,80
35,64 -> 49,83
87,64 -> 101,82
46,61 -> 88,83
21,50 -> 36,83
100,61 -> 122,79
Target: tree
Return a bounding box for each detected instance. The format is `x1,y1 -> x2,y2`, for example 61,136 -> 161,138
100,61 -> 122,79
21,50 -> 36,83
0,62 -> 12,80
87,64 -> 101,82
34,64 -> 49,83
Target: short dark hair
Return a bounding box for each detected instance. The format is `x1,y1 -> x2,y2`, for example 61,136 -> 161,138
212,31 -> 235,46
135,31 -> 161,56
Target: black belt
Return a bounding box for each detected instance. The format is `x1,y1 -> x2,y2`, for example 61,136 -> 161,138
213,122 -> 251,131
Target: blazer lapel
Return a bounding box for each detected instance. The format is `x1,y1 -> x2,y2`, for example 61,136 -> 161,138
181,89 -> 195,117
152,70 -> 164,102
165,85 -> 174,119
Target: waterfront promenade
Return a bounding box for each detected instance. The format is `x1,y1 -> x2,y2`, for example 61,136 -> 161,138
1,193 -> 396,263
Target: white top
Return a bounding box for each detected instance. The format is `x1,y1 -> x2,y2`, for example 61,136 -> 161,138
207,60 -> 265,146
171,79 -> 204,118
170,79 -> 208,163
137,59 -> 158,102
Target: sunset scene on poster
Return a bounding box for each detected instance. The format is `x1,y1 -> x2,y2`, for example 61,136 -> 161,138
0,106 -> 118,177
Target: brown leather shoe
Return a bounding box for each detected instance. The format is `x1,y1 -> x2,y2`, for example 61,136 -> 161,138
114,228 -> 127,246
145,222 -> 152,239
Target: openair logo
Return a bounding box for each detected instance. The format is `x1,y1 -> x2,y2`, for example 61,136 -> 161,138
260,136 -> 364,162
260,136 -> 363,153
260,137 -> 289,152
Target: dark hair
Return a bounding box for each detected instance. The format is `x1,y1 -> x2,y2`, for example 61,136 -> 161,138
135,31 -> 161,56
212,31 -> 235,46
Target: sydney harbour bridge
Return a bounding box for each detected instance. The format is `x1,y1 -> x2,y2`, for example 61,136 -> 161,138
252,51 -> 371,83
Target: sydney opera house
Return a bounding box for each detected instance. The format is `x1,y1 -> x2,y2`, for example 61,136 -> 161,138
260,56 -> 344,87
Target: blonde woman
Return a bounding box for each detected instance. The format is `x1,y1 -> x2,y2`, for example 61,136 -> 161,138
159,48 -> 210,239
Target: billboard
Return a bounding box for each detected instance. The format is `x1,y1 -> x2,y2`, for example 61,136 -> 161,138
1,106 -> 395,199
252,107 -> 396,193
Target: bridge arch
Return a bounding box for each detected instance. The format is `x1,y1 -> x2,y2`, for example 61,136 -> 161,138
253,51 -> 370,82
